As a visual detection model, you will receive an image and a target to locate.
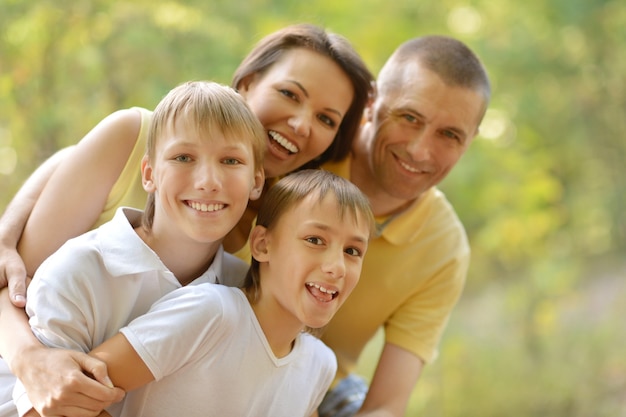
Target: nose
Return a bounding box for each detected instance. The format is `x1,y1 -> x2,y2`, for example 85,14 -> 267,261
321,249 -> 346,279
406,130 -> 434,162
195,162 -> 222,192
287,111 -> 312,138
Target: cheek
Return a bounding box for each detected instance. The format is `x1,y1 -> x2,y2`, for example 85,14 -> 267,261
345,264 -> 362,291
438,148 -> 465,170
308,130 -> 336,156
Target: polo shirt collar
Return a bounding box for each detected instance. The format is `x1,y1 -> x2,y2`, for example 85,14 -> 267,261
99,207 -> 220,285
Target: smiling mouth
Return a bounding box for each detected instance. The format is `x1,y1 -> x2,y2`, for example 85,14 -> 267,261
306,282 -> 338,302
399,159 -> 422,174
187,201 -> 226,212
269,131 -> 299,154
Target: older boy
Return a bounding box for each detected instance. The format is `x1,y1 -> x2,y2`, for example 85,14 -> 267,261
0,81 -> 265,417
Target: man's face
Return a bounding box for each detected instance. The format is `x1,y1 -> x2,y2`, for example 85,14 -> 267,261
360,62 -> 485,206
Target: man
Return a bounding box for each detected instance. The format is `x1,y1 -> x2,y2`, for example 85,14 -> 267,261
0,35 -> 490,417
318,35 -> 490,416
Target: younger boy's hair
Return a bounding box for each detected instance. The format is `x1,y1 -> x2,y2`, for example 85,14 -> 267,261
142,81 -> 266,230
244,169 -> 375,304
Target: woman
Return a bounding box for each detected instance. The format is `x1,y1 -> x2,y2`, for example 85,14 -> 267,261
0,23 -> 373,417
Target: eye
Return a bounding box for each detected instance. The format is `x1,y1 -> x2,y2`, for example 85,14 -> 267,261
279,89 -> 298,101
317,113 -> 337,128
345,247 -> 362,257
403,114 -> 418,123
441,130 -> 462,143
174,154 -> 192,162
305,236 -> 323,245
222,157 -> 241,165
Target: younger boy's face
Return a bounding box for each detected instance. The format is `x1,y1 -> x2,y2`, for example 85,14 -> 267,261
143,120 -> 264,245
251,192 -> 369,330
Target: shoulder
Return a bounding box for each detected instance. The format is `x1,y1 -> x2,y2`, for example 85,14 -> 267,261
152,283 -> 237,317
299,333 -> 337,366
383,187 -> 468,251
35,230 -> 102,277
97,108 -> 143,135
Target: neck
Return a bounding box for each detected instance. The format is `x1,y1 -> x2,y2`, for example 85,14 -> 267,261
247,291 -> 304,358
136,226 -> 220,286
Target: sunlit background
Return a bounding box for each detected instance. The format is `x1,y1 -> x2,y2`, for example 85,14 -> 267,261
1,1 -> 625,415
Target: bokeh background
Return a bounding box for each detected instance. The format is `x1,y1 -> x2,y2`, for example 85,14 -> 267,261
1,1 -> 625,416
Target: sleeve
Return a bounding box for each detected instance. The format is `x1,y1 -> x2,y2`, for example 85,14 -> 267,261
306,338 -> 337,415
385,235 -> 470,364
119,284 -> 227,381
12,380 -> 31,417
25,243 -> 103,352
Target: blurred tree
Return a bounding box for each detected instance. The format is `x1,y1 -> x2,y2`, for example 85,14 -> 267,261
1,0 -> 624,415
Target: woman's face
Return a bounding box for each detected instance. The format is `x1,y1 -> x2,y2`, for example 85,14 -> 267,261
238,48 -> 354,178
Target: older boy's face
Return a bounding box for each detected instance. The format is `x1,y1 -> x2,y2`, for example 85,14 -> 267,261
252,193 -> 369,331
361,62 -> 484,205
143,120 -> 263,244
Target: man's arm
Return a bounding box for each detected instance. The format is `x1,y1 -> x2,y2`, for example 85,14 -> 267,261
0,288 -> 124,417
0,147 -> 71,307
355,343 -> 424,417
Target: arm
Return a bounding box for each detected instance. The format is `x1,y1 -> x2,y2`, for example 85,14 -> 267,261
0,147 -> 71,307
18,108 -> 142,277
355,343 -> 424,417
89,333 -> 155,392
0,288 -> 124,417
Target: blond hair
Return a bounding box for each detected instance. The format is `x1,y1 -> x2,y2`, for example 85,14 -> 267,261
142,81 -> 266,229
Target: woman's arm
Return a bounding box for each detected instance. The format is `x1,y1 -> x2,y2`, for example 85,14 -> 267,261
18,108 -> 143,277
0,147 -> 71,307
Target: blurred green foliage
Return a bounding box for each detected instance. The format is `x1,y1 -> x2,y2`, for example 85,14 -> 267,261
1,1 -> 624,415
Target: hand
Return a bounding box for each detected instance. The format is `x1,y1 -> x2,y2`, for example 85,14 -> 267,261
17,347 -> 125,417
0,243 -> 28,307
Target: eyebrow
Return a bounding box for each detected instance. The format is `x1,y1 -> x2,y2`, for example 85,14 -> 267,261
308,221 -> 369,245
287,80 -> 344,118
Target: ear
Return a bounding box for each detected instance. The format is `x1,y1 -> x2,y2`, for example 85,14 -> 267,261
235,72 -> 258,97
249,225 -> 270,262
249,169 -> 265,201
141,155 -> 156,192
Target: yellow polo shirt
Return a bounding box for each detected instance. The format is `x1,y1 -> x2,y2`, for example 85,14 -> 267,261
320,157 -> 470,383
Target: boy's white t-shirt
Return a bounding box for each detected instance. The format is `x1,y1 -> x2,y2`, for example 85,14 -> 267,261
116,283 -> 336,417
2,207 -> 248,417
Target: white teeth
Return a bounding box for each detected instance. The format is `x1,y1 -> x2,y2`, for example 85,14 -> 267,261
269,131 -> 299,154
400,160 -> 421,173
306,282 -> 337,295
189,202 -> 225,212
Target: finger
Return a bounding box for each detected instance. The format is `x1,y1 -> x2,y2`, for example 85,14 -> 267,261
5,259 -> 28,307
73,354 -> 125,403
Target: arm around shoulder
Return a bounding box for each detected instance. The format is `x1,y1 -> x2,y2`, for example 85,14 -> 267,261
0,146 -> 72,306
19,108 -> 143,277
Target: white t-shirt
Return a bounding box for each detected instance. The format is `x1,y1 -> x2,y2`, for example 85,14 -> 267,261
115,284 -> 336,417
1,207 -> 248,417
